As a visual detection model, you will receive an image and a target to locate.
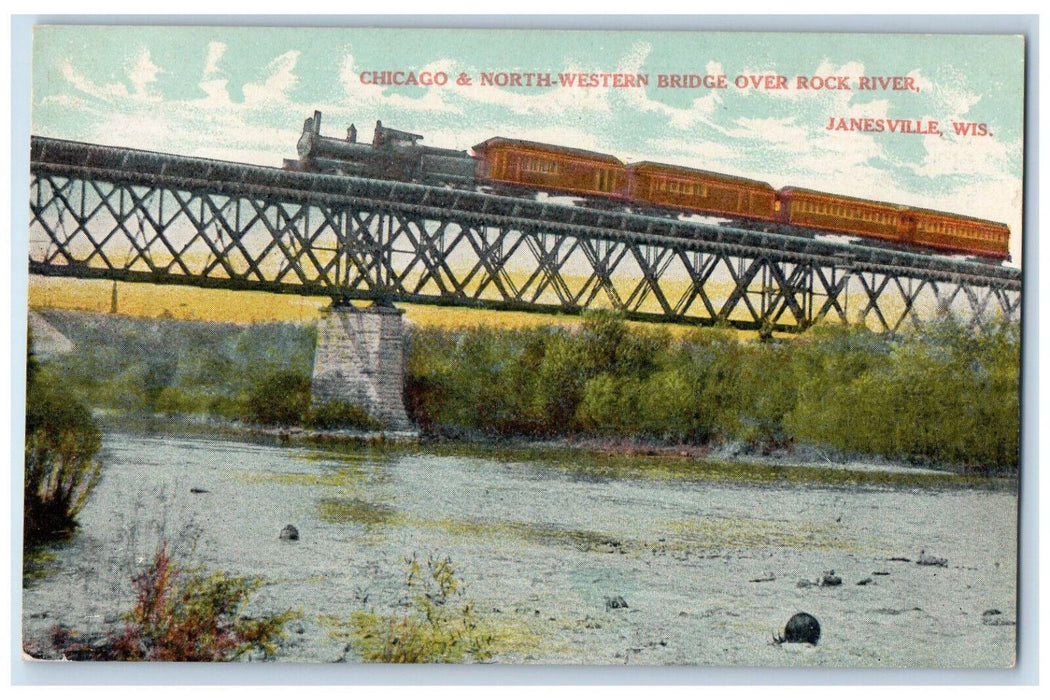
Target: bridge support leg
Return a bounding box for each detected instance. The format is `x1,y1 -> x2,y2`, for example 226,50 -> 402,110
311,302 -> 414,433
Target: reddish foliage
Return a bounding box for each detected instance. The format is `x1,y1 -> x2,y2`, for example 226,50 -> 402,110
106,543 -> 280,661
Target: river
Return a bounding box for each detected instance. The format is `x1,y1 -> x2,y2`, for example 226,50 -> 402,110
21,431 -> 1017,667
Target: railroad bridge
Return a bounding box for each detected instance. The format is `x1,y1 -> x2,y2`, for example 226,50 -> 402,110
28,137 -> 1023,430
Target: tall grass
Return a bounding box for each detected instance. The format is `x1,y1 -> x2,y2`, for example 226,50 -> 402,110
349,555 -> 492,663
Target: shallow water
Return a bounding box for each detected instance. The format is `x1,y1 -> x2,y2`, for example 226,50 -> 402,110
21,432 -> 1017,666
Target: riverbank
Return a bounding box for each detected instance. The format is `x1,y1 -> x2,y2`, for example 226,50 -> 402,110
90,410 -> 1016,493
33,308 -> 1020,475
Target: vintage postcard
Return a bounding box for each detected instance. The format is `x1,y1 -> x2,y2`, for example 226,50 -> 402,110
20,23 -> 1024,671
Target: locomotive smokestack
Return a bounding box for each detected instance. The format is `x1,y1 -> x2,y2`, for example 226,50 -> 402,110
298,111 -> 324,158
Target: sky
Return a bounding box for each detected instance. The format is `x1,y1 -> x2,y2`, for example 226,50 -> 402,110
29,26 -> 1027,264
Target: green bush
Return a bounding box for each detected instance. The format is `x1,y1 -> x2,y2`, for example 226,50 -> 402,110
528,331 -> 585,433
24,333 -> 103,545
636,366 -> 711,442
242,371 -> 383,431
575,373 -> 642,435
724,343 -> 798,447
305,401 -> 383,431
350,555 -> 492,663
785,319 -> 1019,470
242,370 -> 313,426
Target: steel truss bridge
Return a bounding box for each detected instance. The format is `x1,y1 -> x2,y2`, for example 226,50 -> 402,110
29,136 -> 1022,333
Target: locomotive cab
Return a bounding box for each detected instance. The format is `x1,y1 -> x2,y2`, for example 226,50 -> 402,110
372,120 -> 424,149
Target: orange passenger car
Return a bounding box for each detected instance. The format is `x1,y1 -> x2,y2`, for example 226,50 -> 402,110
472,138 -> 626,200
778,188 -> 908,242
910,209 -> 1010,261
625,162 -> 778,220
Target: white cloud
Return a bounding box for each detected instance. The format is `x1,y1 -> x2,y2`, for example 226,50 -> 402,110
56,50 -> 162,104
642,136 -> 757,174
905,69 -> 933,94
609,42 -> 726,130
198,79 -> 231,106
128,50 -> 162,99
910,130 -> 1015,179
336,53 -> 390,105
59,58 -> 130,101
204,42 -> 226,77
242,51 -> 300,104
384,58 -> 462,114
930,76 -> 982,116
37,93 -> 89,111
727,117 -> 808,150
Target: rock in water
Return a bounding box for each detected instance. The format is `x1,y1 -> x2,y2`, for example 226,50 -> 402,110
917,549 -> 948,567
280,524 -> 300,541
776,612 -> 821,645
982,609 -> 1015,626
819,570 -> 842,586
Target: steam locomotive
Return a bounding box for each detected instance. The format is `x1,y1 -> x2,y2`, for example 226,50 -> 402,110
287,111 -> 1011,263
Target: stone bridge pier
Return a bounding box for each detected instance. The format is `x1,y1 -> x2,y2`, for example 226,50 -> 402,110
311,302 -> 415,433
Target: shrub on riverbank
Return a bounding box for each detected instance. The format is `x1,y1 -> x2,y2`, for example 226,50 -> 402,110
304,400 -> 384,431
37,312 -> 381,430
243,370 -> 313,426
24,331 -> 103,545
111,544 -> 297,661
786,318 -> 1020,470
45,543 -> 298,661
241,370 -> 382,430
349,555 -> 492,663
405,314 -> 1020,472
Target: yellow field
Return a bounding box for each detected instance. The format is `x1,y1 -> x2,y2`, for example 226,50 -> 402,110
27,277 -> 595,330
26,273 -> 938,337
